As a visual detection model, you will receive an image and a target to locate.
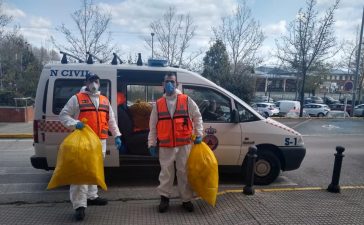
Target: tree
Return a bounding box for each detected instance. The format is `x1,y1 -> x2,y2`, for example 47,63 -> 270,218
146,6 -> 197,67
213,2 -> 264,76
202,40 -> 230,84
0,0 -> 12,37
275,0 -> 340,116
51,0 -> 115,62
0,32 -> 42,104
202,39 -> 255,102
340,40 -> 364,104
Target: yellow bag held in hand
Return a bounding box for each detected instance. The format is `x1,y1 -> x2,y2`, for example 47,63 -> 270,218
47,120 -> 107,190
187,141 -> 219,206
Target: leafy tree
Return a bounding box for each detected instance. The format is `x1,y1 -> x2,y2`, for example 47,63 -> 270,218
202,40 -> 230,84
202,39 -> 255,102
0,32 -> 43,105
51,0 -> 115,62
0,0 -> 12,37
275,0 -> 340,116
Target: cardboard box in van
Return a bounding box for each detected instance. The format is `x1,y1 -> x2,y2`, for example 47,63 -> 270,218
30,59 -> 305,185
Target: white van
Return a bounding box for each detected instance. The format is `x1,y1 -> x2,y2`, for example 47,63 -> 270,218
275,100 -> 301,116
30,59 -> 306,185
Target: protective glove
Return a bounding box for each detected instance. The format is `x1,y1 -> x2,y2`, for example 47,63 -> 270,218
149,146 -> 158,157
75,122 -> 84,130
115,136 -> 126,154
194,136 -> 202,144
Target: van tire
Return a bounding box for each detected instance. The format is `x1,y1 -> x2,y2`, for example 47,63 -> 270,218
248,150 -> 281,185
318,112 -> 325,117
264,112 -> 270,117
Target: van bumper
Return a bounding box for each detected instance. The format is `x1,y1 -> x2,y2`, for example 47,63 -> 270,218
30,155 -> 49,170
279,146 -> 306,171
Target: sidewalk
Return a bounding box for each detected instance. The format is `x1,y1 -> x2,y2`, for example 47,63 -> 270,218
0,122 -> 33,138
1,187 -> 364,225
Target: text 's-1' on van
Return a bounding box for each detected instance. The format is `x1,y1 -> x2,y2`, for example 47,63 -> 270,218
30,57 -> 306,185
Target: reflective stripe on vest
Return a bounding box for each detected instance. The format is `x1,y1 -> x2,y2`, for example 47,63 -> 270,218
156,94 -> 193,147
76,93 -> 110,139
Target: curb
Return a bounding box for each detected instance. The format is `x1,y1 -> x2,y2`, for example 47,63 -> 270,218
0,133 -> 33,139
218,185 -> 364,195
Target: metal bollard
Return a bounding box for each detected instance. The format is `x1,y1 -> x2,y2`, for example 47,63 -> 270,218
243,146 -> 258,195
327,146 -> 345,193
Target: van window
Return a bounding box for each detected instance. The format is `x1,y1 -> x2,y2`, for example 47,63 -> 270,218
235,101 -> 259,122
183,86 -> 231,123
126,84 -> 164,105
52,79 -> 111,115
42,80 -> 49,113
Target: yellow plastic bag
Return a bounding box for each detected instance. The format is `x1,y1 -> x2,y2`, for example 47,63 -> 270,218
187,142 -> 219,206
47,123 -> 107,190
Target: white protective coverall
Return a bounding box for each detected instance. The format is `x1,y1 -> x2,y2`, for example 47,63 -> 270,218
148,89 -> 203,202
59,88 -> 121,209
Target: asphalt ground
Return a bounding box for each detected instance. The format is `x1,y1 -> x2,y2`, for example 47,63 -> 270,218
1,119 -> 364,224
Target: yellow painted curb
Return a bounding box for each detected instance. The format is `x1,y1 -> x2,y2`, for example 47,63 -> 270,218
217,185 -> 364,196
0,133 -> 33,138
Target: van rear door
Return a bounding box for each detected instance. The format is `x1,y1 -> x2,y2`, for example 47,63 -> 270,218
44,69 -> 114,167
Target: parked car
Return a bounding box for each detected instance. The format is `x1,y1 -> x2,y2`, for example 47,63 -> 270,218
303,103 -> 330,117
275,100 -> 301,116
251,102 -> 280,117
324,96 -> 339,105
306,96 -> 324,104
329,103 -> 352,115
326,110 -> 350,118
353,104 -> 364,117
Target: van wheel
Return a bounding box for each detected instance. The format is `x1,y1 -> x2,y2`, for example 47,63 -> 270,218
264,112 -> 270,117
250,150 -> 281,185
318,113 -> 325,117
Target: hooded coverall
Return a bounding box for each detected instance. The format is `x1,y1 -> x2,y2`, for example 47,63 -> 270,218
59,89 -> 121,209
148,89 -> 203,202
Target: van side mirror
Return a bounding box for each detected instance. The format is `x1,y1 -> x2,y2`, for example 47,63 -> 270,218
232,109 -> 239,123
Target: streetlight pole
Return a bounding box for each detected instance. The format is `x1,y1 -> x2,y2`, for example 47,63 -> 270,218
352,7 -> 364,115
151,33 -> 155,59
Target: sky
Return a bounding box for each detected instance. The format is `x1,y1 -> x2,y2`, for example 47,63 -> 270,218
2,0 -> 364,65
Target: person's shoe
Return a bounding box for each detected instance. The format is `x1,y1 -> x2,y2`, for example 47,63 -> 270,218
182,201 -> 194,212
159,196 -> 169,213
75,207 -> 85,221
87,197 -> 108,206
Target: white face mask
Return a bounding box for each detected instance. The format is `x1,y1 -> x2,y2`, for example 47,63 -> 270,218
88,82 -> 99,93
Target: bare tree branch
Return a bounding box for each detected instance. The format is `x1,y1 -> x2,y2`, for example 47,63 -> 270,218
51,0 -> 116,62
213,2 -> 264,75
275,0 -> 340,116
146,6 -> 197,67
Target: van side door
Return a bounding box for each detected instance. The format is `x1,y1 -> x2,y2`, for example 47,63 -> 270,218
183,85 -> 242,166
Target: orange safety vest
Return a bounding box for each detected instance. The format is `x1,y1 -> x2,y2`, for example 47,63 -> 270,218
156,94 -> 193,147
76,93 -> 110,139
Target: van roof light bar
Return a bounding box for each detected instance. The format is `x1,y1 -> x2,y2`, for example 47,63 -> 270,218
86,52 -> 103,64
60,51 -> 84,64
148,58 -> 168,67
111,53 -> 123,65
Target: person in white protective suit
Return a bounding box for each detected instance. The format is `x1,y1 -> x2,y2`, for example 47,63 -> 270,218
148,72 -> 203,213
59,73 -> 124,221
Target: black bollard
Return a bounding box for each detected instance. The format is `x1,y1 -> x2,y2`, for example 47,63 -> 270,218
243,146 -> 258,195
327,146 -> 345,193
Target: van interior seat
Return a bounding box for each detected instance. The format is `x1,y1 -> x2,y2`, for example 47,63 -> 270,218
117,106 -> 149,155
